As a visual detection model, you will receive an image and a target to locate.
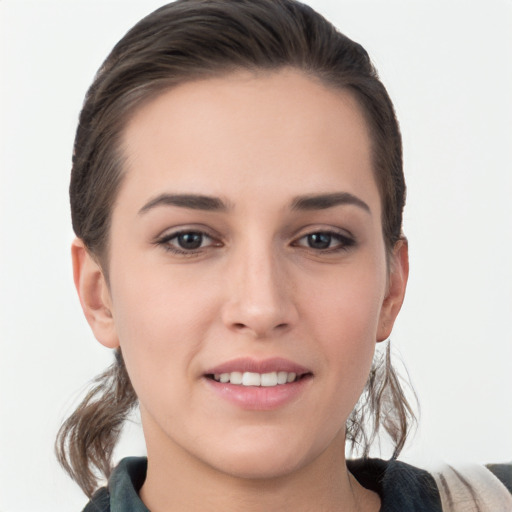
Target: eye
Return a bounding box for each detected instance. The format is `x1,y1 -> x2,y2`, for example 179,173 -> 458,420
174,232 -> 206,250
156,230 -> 220,255
306,232 -> 334,250
294,231 -> 355,252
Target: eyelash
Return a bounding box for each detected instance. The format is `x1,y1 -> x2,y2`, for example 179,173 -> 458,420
292,231 -> 356,253
155,229 -> 356,256
155,230 -> 220,256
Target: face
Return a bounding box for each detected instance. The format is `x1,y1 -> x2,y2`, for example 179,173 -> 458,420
77,68 -> 407,480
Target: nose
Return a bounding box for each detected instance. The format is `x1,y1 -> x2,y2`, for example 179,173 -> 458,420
221,242 -> 298,339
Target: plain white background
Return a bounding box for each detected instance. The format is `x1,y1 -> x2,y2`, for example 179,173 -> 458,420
1,1 -> 511,510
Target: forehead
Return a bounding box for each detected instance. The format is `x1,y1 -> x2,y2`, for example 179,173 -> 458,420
119,68 -> 379,209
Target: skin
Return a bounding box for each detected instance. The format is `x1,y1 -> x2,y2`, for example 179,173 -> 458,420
73,68 -> 408,512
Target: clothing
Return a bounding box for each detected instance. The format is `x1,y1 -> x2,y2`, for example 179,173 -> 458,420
431,464 -> 512,512
82,456 -> 512,512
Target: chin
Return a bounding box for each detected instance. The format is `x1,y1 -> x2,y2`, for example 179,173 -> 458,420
198,430 -> 322,481
211,451 -> 306,481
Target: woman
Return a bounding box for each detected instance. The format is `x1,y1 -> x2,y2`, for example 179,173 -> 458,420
55,1 -> 511,510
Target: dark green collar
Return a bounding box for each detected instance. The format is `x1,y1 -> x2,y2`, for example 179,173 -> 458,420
85,456 -> 444,511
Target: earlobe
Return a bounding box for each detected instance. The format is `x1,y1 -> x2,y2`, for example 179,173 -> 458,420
377,239 -> 409,342
71,238 -> 119,349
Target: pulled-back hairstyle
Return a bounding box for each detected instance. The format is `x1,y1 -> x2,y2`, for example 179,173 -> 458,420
57,0 -> 414,497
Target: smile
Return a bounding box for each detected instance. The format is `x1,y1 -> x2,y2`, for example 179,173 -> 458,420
203,358 -> 312,408
210,371 -> 299,387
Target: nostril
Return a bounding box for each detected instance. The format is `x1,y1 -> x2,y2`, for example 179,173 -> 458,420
232,322 -> 288,331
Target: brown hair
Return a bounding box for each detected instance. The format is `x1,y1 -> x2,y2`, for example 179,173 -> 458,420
57,0 -> 414,497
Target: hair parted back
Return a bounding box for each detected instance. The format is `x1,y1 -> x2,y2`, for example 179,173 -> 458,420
58,0 -> 414,497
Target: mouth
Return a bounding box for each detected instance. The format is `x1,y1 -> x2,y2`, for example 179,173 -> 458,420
206,370 -> 310,387
203,358 -> 312,410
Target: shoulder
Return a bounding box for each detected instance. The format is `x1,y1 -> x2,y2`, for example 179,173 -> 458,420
82,487 -> 110,512
348,458 -> 442,511
486,462 -> 512,493
348,458 -> 512,512
81,457 -> 149,512
431,462 -> 512,511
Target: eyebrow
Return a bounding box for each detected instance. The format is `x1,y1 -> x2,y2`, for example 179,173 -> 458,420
138,191 -> 370,215
138,193 -> 230,215
291,192 -> 371,213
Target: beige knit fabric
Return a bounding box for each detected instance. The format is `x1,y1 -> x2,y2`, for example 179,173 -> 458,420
432,464 -> 512,512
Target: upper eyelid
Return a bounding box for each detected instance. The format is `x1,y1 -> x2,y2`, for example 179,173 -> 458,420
153,231 -> 218,255
162,231 -> 213,242
155,225 -> 218,241
290,227 -> 357,249
153,225 -> 355,243
291,225 -> 355,240
155,230 -> 220,256
293,231 -> 354,245
296,230 -> 352,240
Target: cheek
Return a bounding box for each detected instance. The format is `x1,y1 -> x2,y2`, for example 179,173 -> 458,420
111,254 -> 218,339
107,260 -> 220,400
305,254 -> 386,341
303,258 -> 386,395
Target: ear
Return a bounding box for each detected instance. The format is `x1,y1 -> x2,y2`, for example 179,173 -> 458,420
377,238 -> 409,342
71,238 -> 119,349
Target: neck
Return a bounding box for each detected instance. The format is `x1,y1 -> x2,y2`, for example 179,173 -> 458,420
139,427 -> 379,512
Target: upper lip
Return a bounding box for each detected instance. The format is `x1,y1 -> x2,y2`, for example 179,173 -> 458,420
204,357 -> 311,376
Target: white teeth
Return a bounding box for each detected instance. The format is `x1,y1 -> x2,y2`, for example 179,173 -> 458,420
242,372 -> 261,386
229,371 -> 243,385
277,371 -> 288,384
211,371 -> 301,386
261,372 -> 278,387
287,372 -> 297,383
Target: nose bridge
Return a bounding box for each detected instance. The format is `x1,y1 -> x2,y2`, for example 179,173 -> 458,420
222,233 -> 295,336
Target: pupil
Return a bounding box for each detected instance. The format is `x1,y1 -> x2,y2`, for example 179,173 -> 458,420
178,232 -> 202,249
308,233 -> 331,249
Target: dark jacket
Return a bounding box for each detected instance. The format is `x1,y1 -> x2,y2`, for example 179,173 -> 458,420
82,457 -> 511,512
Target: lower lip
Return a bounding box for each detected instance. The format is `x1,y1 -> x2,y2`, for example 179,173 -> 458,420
203,376 -> 311,410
